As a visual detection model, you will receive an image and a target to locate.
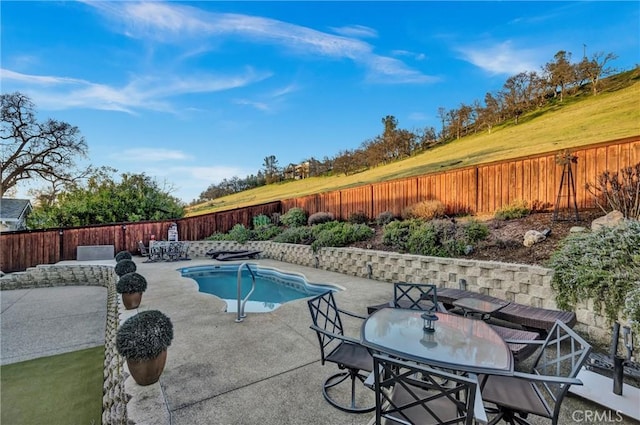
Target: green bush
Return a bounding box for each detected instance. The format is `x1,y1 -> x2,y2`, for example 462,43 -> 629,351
624,283 -> 640,335
227,224 -> 251,244
494,200 -> 530,220
251,224 -> 283,241
252,214 -> 271,228
376,211 -> 395,226
382,219 -> 422,251
116,272 -> 148,294
115,259 -> 137,277
115,250 -> 132,262
206,232 -> 232,241
548,220 -> 640,323
308,211 -> 335,226
347,211 -> 368,224
462,219 -> 490,243
310,222 -> 374,252
406,219 -> 466,257
116,310 -> 173,361
281,207 -> 307,227
273,226 -> 314,244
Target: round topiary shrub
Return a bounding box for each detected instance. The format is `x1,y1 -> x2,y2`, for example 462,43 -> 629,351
116,272 -> 148,294
115,250 -> 132,262
115,259 -> 137,277
116,310 -> 173,361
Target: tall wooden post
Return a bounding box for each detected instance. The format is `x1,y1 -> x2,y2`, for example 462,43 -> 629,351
553,150 -> 580,222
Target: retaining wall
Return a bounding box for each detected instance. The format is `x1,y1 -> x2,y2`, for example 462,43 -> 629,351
191,240 -> 624,344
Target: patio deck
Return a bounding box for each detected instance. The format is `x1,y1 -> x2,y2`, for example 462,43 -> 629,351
2,257 -> 639,424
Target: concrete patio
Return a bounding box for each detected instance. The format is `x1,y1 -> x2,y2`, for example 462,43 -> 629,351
2,257 -> 639,424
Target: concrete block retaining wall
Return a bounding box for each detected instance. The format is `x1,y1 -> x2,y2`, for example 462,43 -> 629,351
190,240 -> 621,344
0,264 -> 128,425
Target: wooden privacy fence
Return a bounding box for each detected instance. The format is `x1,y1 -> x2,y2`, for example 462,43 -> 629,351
1,136 -> 638,273
282,136 -> 639,219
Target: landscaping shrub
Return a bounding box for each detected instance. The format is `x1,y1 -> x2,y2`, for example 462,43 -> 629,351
227,224 -> 251,244
280,207 -> 307,227
494,200 -> 530,220
406,219 -> 466,257
547,220 -> 640,323
376,211 -> 395,226
401,199 -> 446,220
251,224 -> 283,241
310,222 -> 374,252
586,162 -> 640,219
382,219 -> 422,251
348,211 -> 368,224
252,214 -> 271,228
272,226 -> 314,244
206,232 -> 232,241
116,272 -> 148,294
115,259 -> 137,277
115,250 -> 132,262
625,283 -> 640,335
462,219 -> 490,243
308,211 -> 334,226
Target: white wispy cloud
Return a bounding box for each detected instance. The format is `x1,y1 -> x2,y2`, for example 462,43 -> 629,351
118,148 -> 192,162
1,68 -> 270,114
330,25 -> 378,39
88,1 -> 433,84
456,41 -> 540,75
392,50 -> 427,61
233,99 -> 271,112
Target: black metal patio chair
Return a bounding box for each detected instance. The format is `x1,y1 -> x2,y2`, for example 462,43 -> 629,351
480,320 -> 592,425
307,291 -> 375,413
372,352 -> 482,425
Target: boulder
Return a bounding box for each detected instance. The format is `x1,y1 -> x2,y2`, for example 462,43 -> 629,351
569,226 -> 587,233
523,230 -> 546,247
591,210 -> 624,231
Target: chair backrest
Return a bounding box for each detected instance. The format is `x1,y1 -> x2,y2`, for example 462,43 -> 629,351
307,291 -> 344,364
394,282 -> 438,312
530,320 -> 592,417
137,241 -> 148,256
373,353 -> 478,425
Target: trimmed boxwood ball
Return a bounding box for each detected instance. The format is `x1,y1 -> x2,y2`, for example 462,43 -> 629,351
115,250 -> 132,262
115,259 -> 137,277
116,272 -> 148,294
116,310 -> 174,361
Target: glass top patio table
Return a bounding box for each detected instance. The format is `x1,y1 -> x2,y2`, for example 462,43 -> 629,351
361,308 -> 514,376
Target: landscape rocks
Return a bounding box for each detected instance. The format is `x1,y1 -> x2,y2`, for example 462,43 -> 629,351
523,230 -> 546,247
570,226 -> 587,233
591,210 -> 624,231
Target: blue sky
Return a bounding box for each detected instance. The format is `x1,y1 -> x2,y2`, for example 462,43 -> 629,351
2,1 -> 639,204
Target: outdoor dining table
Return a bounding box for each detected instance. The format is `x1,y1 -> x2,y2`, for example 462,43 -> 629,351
360,308 -> 514,376
148,241 -> 190,262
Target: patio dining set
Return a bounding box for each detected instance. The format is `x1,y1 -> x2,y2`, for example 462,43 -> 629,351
307,283 -> 595,425
142,240 -> 191,262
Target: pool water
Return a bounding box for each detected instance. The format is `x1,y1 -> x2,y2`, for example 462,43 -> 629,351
180,264 -> 339,313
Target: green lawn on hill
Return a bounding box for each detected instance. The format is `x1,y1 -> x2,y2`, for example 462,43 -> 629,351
187,77 -> 640,217
0,346 -> 104,425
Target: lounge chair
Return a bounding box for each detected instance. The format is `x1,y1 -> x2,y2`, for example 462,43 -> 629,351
216,250 -> 261,261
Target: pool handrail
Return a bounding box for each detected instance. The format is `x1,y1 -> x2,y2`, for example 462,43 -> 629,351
235,262 -> 256,323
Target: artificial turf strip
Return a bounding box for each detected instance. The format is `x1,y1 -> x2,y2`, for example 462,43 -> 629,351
0,345 -> 104,425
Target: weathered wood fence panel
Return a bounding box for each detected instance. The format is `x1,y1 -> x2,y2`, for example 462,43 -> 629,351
2,136 -> 638,273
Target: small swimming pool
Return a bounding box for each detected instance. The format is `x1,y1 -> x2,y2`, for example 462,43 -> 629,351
180,264 -> 341,313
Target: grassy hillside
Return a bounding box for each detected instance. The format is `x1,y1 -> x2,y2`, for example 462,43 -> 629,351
186,72 -> 640,217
